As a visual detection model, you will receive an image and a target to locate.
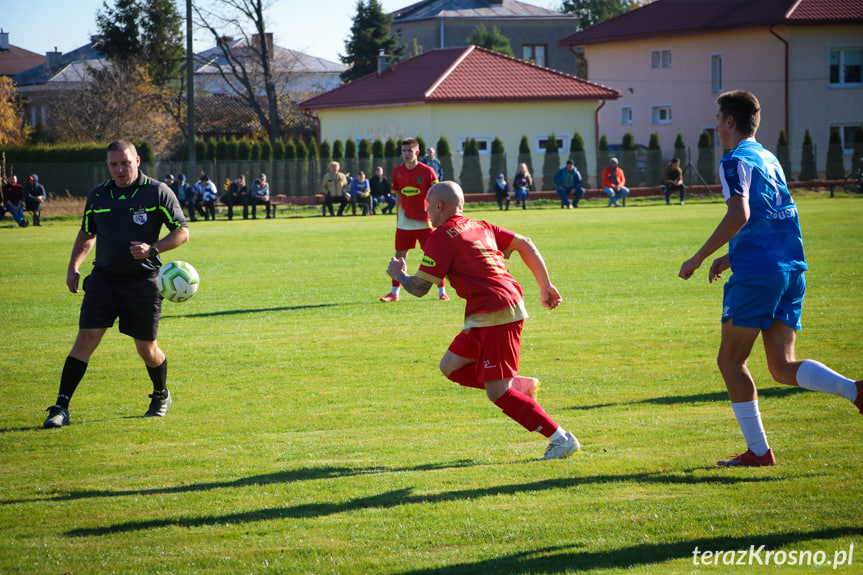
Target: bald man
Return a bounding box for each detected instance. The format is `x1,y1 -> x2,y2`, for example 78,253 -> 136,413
387,181 -> 580,460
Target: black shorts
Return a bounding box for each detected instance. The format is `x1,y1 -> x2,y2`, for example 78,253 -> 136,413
79,269 -> 162,341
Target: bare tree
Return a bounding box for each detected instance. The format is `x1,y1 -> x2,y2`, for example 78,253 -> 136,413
194,0 -> 287,143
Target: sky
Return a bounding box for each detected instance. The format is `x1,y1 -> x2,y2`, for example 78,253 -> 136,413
2,0 -> 563,64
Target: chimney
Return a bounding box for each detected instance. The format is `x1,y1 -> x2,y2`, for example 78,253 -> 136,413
46,47 -> 63,69
0,29 -> 9,51
251,33 -> 274,58
377,49 -> 391,73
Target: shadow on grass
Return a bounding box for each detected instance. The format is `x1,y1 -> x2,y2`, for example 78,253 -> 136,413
570,385 -> 807,411
2,460 -> 481,505
65,469 -> 785,537
394,527 -> 863,575
162,302 -> 340,319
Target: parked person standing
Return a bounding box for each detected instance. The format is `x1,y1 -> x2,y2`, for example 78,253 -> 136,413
512,163 -> 532,210
494,173 -> 510,210
421,147 -> 443,180
380,138 -> 448,302
662,157 -> 686,205
43,140 -> 189,429
2,175 -> 28,227
23,174 -> 47,226
602,157 -> 630,207
679,90 -> 862,467
387,181 -> 579,460
320,161 -> 349,217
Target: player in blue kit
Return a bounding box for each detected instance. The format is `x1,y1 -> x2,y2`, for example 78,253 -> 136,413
679,90 -> 862,467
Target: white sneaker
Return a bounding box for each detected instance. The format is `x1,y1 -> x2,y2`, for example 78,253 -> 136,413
511,376 -> 540,400
541,434 -> 580,460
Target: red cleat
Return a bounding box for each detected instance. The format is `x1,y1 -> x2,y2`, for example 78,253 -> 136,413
439,293 -> 450,301
717,448 -> 776,467
379,292 -> 399,302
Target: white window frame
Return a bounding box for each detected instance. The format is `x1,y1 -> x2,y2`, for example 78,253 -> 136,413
830,47 -> 863,87
651,105 -> 673,125
651,49 -> 672,69
621,106 -> 633,125
711,53 -> 723,94
534,133 -> 570,154
458,135 -> 493,156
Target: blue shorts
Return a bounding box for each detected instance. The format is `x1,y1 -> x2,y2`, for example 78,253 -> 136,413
722,270 -> 805,331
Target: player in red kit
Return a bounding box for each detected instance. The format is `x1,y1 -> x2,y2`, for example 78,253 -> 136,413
387,181 -> 579,459
380,138 -> 449,302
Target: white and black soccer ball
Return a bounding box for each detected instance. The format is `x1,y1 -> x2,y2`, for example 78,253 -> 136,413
157,261 -> 200,303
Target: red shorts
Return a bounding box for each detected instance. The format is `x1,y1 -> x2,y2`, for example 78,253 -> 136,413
395,227 -> 432,252
448,320 -> 522,384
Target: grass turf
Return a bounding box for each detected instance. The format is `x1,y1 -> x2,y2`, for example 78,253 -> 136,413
0,193 -> 861,574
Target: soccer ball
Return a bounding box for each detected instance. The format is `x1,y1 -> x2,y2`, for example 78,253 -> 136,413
157,261 -> 199,303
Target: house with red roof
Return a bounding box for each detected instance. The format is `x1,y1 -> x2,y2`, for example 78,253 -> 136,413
559,0 -> 863,177
300,45 -> 618,187
0,30 -> 45,78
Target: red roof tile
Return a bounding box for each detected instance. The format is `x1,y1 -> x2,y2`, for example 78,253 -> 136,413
0,45 -> 46,77
300,46 -> 618,110
559,0 -> 863,46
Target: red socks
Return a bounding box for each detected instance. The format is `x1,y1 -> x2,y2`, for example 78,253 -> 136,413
494,388 -> 557,438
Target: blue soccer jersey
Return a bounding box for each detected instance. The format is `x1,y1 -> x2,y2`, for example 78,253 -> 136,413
719,138 -> 807,275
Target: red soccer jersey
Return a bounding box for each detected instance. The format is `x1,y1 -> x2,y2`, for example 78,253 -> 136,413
391,162 -> 438,227
417,215 -> 526,326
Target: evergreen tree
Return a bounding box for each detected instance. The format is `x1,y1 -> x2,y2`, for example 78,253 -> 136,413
341,0 -> 403,83
799,129 -> 817,181
249,141 -> 262,161
206,139 -> 217,162
216,137 -> 228,161
460,138 -> 483,193
372,138 -> 385,162
359,138 -> 373,177
825,127 -> 845,180
345,137 -> 358,177
488,137 -> 507,193
296,140 -> 309,195
261,139 -> 273,161
284,140 -> 296,194
464,25 -> 513,57
853,126 -> 863,174
97,0 -> 183,87
596,135 -> 609,183
542,133 -> 561,192
569,132 -> 588,185
332,139 -> 344,163
137,140 -> 155,164
385,137 -> 399,178
437,136 -> 454,184
308,139 -> 320,187
697,130 -> 716,185
416,135 -> 426,156
647,132 -> 662,185
673,133 -> 687,170
226,138 -> 239,161
272,139 -> 285,161
776,130 -> 792,181
620,131 -> 639,185
518,136 -> 535,190
237,140 -> 250,161
319,140 -> 332,165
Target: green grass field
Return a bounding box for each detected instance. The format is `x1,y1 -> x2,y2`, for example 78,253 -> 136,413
1,193 -> 861,574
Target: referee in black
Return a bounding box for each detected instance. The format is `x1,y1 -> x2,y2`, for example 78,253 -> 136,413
44,140 -> 190,428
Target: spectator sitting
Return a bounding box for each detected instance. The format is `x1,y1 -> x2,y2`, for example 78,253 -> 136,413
349,171 -> 372,216
512,163 -> 532,210
1,175 -> 28,227
223,174 -> 247,220
245,173 -> 271,219
553,159 -> 585,209
23,174 -> 47,226
320,161 -> 349,217
662,157 -> 686,205
369,166 -> 394,215
172,174 -> 194,221
196,175 -> 219,221
494,173 -> 510,210
602,157 -> 630,208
